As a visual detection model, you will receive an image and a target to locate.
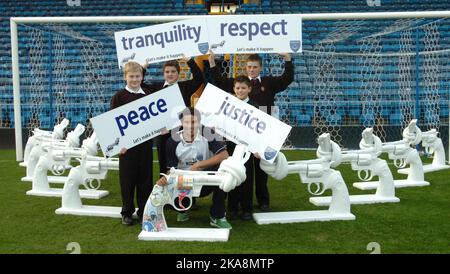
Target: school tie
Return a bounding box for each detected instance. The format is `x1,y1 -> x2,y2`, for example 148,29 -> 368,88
251,78 -> 259,86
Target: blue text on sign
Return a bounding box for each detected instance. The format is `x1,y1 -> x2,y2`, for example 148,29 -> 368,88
115,99 -> 167,136
220,20 -> 288,41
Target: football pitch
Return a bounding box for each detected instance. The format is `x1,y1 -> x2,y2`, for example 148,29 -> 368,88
0,149 -> 449,254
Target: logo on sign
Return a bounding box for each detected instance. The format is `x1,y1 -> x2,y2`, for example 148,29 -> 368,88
264,146 -> 277,160
121,53 -> 136,67
197,42 -> 209,54
105,137 -> 120,157
290,40 -> 301,52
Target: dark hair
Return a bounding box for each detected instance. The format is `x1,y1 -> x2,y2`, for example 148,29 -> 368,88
178,107 -> 201,123
163,60 -> 181,73
247,54 -> 263,66
233,75 -> 251,87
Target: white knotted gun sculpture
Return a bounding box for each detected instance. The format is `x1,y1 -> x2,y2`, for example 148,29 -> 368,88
20,118 -> 70,167
353,119 -> 429,190
255,136 -> 355,225
138,145 -> 250,242
26,131 -> 109,199
21,123 -> 85,184
55,155 -> 119,217
398,127 -> 450,174
309,131 -> 399,206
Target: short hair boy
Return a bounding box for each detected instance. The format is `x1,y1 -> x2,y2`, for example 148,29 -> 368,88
208,51 -> 294,212
157,107 -> 232,229
111,61 -> 156,226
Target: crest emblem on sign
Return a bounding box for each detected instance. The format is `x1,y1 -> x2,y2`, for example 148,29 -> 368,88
264,146 -> 277,161
198,42 -> 209,54
289,40 -> 301,52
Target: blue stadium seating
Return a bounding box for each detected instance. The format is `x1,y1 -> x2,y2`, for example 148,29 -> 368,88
389,113 -> 404,125
0,0 -> 449,129
296,114 -> 312,126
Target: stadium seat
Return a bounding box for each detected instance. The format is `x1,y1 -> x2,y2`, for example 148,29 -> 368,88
389,113 -> 403,125
296,114 -> 312,126
1,0 -> 449,132
326,114 -> 342,126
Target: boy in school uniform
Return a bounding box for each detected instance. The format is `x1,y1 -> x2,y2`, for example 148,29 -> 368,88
110,61 -> 156,226
208,51 -> 294,212
226,76 -> 259,221
156,107 -> 232,229
143,57 -> 205,177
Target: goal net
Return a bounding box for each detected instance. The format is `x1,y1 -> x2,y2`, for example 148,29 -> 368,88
217,18 -> 449,151
9,14 -> 450,161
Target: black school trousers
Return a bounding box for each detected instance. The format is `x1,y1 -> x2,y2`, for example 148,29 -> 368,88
254,158 -> 269,207
227,153 -> 255,213
118,140 -> 154,218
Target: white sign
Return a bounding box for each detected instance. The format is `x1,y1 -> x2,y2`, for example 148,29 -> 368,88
91,85 -> 185,157
207,14 -> 302,54
114,18 -> 209,67
114,15 -> 302,67
195,84 -> 292,163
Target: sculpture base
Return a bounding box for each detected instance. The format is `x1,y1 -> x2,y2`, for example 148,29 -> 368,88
55,205 -> 137,218
138,228 -> 230,242
398,164 -> 450,174
26,188 -> 109,199
253,210 -> 355,224
353,179 -> 430,190
309,195 -> 400,206
21,176 -> 67,184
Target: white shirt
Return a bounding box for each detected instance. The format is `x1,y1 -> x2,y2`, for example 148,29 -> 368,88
248,76 -> 262,83
125,85 -> 145,95
176,130 -> 212,170
179,129 -> 201,145
163,81 -> 178,88
167,128 -> 226,171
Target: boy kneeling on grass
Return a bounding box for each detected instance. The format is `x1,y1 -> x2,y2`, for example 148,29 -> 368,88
156,107 -> 232,229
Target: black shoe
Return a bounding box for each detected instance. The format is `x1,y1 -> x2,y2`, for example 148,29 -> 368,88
190,197 -> 199,210
121,215 -> 134,226
190,202 -> 198,211
227,210 -> 239,220
260,204 -> 270,212
241,211 -> 253,221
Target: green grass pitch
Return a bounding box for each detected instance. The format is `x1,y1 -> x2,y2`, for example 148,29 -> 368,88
0,149 -> 449,254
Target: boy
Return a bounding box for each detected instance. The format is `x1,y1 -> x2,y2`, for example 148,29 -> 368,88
208,51 -> 294,212
156,107 -> 232,229
226,76 -> 259,221
143,57 -> 205,177
111,61 -> 155,226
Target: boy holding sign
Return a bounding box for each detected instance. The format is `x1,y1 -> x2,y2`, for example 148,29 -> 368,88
111,61 -> 156,226
143,57 -> 204,177
226,76 -> 259,221
208,51 -> 294,212
156,107 -> 232,229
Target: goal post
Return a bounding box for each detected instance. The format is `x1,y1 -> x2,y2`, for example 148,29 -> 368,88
10,15 -> 195,162
10,11 -> 450,162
